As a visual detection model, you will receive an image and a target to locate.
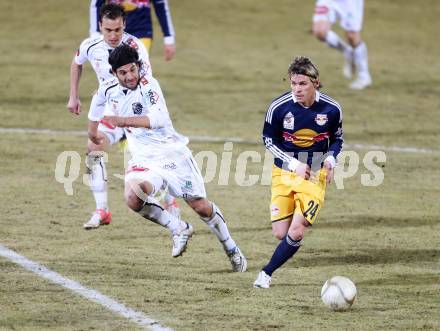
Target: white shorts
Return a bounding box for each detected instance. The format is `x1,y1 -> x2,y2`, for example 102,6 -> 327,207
313,0 -> 364,32
98,120 -> 125,145
125,149 -> 207,200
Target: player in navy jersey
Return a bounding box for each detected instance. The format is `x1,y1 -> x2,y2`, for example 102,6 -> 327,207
254,56 -> 343,288
90,0 -> 176,60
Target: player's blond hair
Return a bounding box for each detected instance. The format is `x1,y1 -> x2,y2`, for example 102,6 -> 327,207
288,56 -> 322,89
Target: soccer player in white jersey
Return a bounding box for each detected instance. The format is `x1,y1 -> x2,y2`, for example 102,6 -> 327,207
87,44 -> 247,271
67,4 -> 180,229
312,0 -> 372,89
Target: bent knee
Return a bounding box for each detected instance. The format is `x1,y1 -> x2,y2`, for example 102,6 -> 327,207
288,224 -> 307,242
124,188 -> 144,211
272,227 -> 287,241
345,31 -> 361,47
187,198 -> 211,218
312,23 -> 329,41
313,29 -> 327,41
289,232 -> 304,242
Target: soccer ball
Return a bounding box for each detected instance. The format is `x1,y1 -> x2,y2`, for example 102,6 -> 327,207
321,276 -> 357,311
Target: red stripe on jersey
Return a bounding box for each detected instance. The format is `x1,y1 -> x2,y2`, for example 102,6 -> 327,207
126,165 -> 150,174
100,119 -> 116,129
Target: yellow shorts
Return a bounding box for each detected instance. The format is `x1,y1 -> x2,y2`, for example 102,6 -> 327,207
140,38 -> 153,53
270,165 -> 327,224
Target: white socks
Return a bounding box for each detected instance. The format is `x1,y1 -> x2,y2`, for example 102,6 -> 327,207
163,192 -> 176,205
325,32 -> 371,80
138,197 -> 185,235
201,203 -> 237,252
325,30 -> 351,53
353,42 -> 371,79
86,153 -> 108,211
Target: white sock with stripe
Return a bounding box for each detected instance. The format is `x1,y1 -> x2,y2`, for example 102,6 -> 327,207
138,197 -> 185,235
325,30 -> 351,53
201,203 -> 237,253
353,42 -> 371,79
86,153 -> 108,211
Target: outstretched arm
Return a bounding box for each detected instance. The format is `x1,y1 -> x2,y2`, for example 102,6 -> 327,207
152,0 -> 176,61
67,59 -> 83,115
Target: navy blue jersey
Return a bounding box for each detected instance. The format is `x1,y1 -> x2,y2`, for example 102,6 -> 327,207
263,91 -> 343,170
91,0 -> 175,41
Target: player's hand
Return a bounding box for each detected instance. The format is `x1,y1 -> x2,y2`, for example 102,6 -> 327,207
294,163 -> 311,179
67,97 -> 81,115
164,44 -> 176,61
323,160 -> 334,184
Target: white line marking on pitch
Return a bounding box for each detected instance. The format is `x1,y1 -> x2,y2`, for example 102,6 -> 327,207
0,127 -> 438,154
0,244 -> 173,331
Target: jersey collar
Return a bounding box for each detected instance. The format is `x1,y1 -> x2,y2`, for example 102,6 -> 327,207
291,91 -> 320,104
103,34 -> 127,51
118,82 -> 140,95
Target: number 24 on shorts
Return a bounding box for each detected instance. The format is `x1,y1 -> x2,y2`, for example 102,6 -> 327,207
304,200 -> 319,220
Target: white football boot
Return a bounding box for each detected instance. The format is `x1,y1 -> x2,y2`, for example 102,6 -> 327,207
172,222 -> 194,257
83,209 -> 112,230
349,74 -> 372,90
253,270 -> 272,289
227,247 -> 247,272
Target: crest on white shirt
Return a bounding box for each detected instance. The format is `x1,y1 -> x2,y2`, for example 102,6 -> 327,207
132,102 -> 143,115
283,112 -> 294,130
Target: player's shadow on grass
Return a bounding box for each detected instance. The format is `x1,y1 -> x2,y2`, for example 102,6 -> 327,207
297,248 -> 440,267
358,273 -> 440,286
319,215 -> 437,229
193,225 -> 269,236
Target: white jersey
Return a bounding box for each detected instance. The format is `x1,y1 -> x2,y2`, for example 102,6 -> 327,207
74,32 -> 152,83
88,75 -> 189,159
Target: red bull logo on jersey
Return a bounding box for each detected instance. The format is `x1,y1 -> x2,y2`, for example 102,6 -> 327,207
283,129 -> 329,148
315,114 -> 328,126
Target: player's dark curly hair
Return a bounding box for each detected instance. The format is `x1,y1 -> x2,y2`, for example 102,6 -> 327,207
288,56 -> 322,88
109,44 -> 141,72
99,3 -> 126,22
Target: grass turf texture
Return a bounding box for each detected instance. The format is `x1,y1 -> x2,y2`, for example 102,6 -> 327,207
0,0 -> 439,330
